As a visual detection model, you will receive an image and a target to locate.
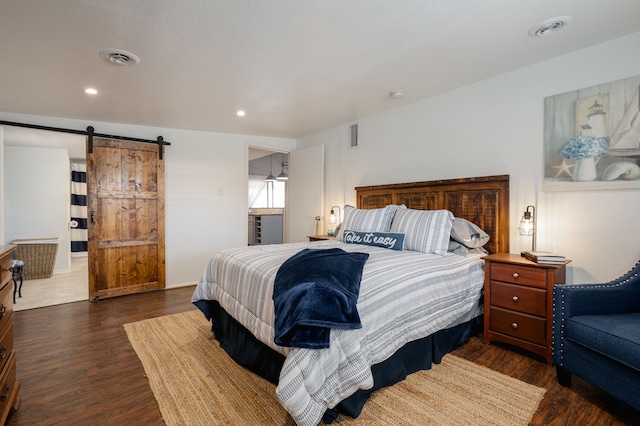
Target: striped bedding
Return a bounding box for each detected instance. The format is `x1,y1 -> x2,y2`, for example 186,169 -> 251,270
192,240 -> 485,426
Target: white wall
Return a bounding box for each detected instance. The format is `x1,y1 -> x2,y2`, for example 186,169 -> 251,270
0,126 -> 4,244
0,113 -> 295,288
3,146 -> 71,273
297,32 -> 640,285
3,32 -> 640,287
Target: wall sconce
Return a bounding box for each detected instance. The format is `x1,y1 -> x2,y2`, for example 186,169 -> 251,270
327,206 -> 341,236
517,205 -> 536,251
329,206 -> 341,224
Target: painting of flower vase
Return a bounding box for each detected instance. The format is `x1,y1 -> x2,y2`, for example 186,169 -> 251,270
544,74 -> 640,191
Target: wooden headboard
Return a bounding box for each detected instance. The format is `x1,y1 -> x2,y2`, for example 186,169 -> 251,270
355,175 -> 509,254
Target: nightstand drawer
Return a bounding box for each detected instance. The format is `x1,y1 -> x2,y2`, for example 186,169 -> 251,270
490,262 -> 547,289
489,307 -> 546,345
490,281 -> 546,316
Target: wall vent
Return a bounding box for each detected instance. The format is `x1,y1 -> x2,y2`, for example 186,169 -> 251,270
349,124 -> 358,148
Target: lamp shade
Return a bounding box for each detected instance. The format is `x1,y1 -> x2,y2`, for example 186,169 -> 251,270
518,215 -> 534,236
265,154 -> 277,182
276,167 -> 288,180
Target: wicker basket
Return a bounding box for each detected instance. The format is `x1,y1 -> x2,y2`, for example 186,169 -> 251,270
11,238 -> 60,280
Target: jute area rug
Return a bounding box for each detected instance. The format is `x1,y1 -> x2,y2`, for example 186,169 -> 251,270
125,310 -> 546,425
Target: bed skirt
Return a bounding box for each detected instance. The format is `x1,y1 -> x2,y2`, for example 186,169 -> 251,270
194,299 -> 481,423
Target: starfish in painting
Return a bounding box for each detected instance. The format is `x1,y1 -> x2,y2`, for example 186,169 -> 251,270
553,158 -> 574,178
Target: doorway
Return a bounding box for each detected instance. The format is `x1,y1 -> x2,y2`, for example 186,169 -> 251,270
248,148 -> 287,245
2,125 -> 88,310
246,144 -> 325,244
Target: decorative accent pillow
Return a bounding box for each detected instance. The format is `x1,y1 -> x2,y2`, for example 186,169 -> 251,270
343,230 -> 405,250
336,205 -> 400,241
389,208 -> 454,255
450,217 -> 490,248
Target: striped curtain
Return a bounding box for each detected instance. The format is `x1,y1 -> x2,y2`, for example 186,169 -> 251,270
70,162 -> 88,255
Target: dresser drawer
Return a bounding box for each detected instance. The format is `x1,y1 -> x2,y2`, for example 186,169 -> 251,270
0,352 -> 16,422
490,281 -> 546,316
489,307 -> 546,345
0,283 -> 12,337
0,256 -> 11,288
0,317 -> 13,377
490,262 -> 547,289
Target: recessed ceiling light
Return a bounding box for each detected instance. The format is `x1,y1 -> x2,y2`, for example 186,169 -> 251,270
84,88 -> 98,95
528,16 -> 573,37
390,91 -> 405,99
237,110 -> 246,117
99,48 -> 141,66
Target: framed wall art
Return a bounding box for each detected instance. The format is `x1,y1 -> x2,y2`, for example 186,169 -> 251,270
544,74 -> 640,191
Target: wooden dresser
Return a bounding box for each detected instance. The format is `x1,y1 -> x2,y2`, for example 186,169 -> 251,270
483,253 -> 568,365
0,246 -> 20,424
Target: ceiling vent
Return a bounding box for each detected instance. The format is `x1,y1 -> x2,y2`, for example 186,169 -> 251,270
528,16 -> 573,37
99,48 -> 141,66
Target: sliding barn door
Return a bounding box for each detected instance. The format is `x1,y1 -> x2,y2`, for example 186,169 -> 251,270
87,137 -> 165,301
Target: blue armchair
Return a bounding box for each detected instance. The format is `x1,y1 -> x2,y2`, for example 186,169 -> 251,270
552,260 -> 640,411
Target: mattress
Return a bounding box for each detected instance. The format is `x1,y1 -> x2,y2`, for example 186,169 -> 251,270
192,240 -> 485,425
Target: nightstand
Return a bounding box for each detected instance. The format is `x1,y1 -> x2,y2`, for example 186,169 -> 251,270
307,235 -> 334,242
483,253 -> 569,365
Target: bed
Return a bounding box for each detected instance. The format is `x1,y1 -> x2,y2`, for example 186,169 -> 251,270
192,174 -> 509,425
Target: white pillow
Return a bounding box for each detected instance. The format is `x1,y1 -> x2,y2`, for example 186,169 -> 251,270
336,205 -> 400,241
450,217 -> 490,248
389,208 -> 454,255
448,240 -> 489,256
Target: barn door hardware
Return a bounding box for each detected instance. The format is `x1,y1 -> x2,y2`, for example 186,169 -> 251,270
0,119 -> 170,159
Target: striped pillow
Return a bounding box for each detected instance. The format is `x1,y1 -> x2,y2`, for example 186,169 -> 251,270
336,205 -> 400,241
389,208 -> 454,255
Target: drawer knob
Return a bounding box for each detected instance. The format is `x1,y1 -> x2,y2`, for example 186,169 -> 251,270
512,296 -> 519,302
512,273 -> 519,278
511,322 -> 518,329
0,384 -> 9,402
0,305 -> 5,319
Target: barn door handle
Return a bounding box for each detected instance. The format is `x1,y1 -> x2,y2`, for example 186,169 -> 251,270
90,210 -> 96,224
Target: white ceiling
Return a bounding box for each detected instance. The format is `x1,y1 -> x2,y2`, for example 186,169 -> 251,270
2,0 -> 640,146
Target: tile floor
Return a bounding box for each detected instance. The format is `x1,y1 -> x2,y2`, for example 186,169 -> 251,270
13,256 -> 88,311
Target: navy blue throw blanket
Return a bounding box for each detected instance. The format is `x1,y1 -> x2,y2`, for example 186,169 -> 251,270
273,248 -> 369,349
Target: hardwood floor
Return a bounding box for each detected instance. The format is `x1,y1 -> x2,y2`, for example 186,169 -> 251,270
451,338 -> 639,426
9,286 -> 197,425
8,286 -> 639,425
